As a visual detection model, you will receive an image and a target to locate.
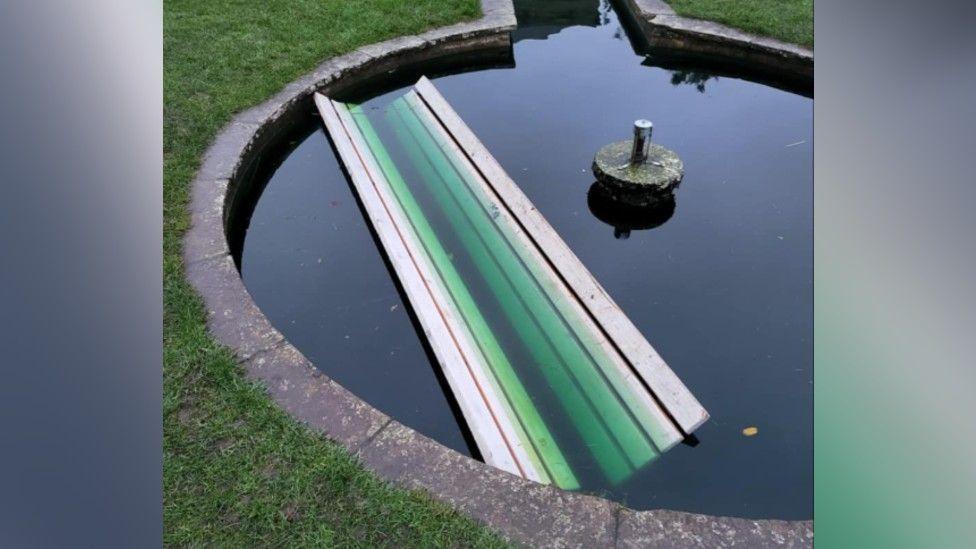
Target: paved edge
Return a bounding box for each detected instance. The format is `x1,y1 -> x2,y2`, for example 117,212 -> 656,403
182,0 -> 813,545
620,0 -> 813,81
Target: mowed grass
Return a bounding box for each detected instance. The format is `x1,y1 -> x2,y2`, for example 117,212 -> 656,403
665,0 -> 813,48
164,0 -> 507,545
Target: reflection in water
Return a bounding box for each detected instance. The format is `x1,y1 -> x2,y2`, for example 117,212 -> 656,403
639,47 -> 812,98
513,0 -> 601,42
669,70 -> 719,93
587,182 -> 676,239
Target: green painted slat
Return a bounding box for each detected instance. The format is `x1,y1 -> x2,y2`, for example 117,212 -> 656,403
389,98 -> 658,484
401,93 -> 675,457
345,104 -> 580,490
386,101 -> 629,483
400,93 -> 677,457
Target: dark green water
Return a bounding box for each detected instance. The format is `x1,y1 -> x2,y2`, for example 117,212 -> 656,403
239,0 -> 812,519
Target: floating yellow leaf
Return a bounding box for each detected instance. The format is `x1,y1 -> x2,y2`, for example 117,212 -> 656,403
742,426 -> 759,437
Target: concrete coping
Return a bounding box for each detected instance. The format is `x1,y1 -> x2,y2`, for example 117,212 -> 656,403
620,0 -> 813,89
183,0 -> 813,545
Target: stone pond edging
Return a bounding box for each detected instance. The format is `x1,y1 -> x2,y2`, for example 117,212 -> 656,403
620,0 -> 813,82
183,0 -> 813,545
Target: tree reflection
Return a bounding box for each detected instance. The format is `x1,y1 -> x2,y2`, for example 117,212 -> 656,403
669,70 -> 718,93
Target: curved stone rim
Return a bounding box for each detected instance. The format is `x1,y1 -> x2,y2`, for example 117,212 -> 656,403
182,1 -> 813,546
619,0 -> 813,96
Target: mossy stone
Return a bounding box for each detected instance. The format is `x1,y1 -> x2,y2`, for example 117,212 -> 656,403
591,140 -> 683,206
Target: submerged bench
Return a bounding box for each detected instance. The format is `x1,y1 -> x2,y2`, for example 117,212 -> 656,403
314,77 -> 707,490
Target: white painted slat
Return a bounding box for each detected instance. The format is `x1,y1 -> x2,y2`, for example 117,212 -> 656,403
412,77 -> 709,435
314,93 -> 544,481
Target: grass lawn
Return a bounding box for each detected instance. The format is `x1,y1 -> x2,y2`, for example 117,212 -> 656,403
664,0 -> 813,48
164,0 -> 508,545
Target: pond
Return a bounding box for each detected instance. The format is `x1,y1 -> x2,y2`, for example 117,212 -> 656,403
237,0 -> 812,520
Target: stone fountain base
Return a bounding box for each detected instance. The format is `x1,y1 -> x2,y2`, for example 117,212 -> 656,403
592,140 -> 683,207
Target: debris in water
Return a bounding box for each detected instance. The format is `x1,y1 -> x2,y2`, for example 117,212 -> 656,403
742,426 -> 759,437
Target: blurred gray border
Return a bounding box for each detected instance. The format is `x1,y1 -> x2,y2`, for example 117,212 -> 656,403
182,0 -> 814,545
